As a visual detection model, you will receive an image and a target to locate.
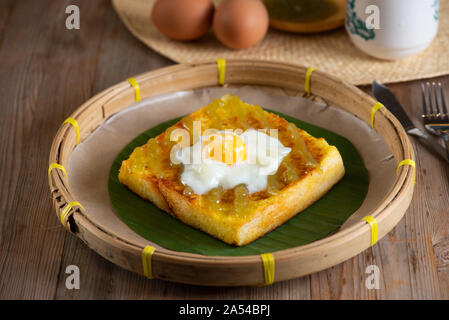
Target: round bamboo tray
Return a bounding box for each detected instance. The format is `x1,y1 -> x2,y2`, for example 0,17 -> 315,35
48,60 -> 415,286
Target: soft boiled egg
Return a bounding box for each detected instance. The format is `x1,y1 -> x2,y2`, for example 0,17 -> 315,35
172,129 -> 291,194
151,0 -> 214,41
213,0 -> 269,49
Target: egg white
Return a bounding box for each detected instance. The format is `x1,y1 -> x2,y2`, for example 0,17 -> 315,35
173,129 -> 291,195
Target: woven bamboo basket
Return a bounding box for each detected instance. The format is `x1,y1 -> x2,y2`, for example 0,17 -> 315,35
48,60 -> 415,286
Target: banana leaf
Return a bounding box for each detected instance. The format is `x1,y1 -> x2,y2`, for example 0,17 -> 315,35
108,110 -> 369,256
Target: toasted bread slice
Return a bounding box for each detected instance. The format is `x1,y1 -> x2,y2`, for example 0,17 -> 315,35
119,95 -> 345,246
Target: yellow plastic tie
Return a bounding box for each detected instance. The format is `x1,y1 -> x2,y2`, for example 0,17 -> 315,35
396,159 -> 416,183
304,67 -> 315,95
217,58 -> 226,86
361,216 -> 378,246
370,102 -> 385,129
127,77 -> 141,102
60,201 -> 84,230
48,163 -> 67,189
63,117 -> 80,145
142,245 -> 156,279
260,253 -> 275,285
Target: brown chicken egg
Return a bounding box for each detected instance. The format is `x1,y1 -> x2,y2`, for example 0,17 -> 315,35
151,0 -> 214,41
213,0 -> 269,49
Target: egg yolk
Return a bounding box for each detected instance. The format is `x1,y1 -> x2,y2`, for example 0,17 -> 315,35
202,133 -> 247,165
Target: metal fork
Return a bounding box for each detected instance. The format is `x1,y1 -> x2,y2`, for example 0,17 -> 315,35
421,82 -> 449,158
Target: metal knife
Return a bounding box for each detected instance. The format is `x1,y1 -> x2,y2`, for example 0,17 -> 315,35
372,81 -> 449,164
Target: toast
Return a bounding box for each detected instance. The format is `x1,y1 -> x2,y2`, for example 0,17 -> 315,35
118,95 -> 345,246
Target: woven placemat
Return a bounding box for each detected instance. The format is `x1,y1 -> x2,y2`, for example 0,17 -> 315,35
113,0 -> 449,85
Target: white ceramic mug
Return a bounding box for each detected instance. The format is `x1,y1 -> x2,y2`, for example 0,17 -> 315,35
345,0 -> 439,60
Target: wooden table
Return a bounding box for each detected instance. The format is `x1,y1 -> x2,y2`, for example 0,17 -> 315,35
0,0 -> 448,299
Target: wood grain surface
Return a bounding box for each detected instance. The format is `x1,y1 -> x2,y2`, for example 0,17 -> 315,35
0,0 -> 448,299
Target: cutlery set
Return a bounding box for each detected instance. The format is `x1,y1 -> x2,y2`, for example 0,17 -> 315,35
373,81 -> 449,164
